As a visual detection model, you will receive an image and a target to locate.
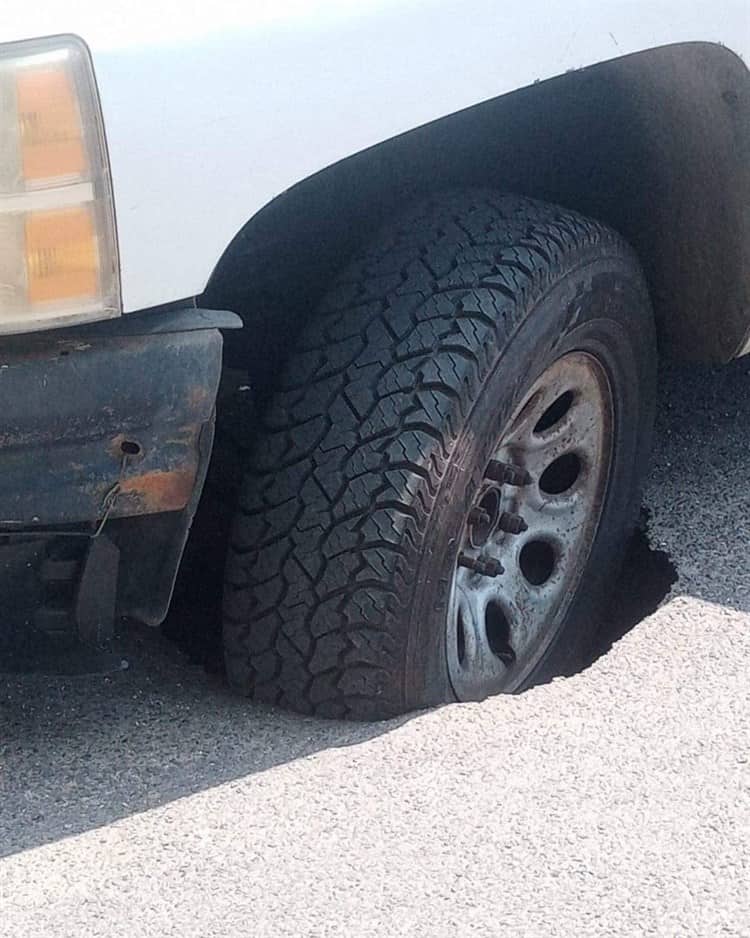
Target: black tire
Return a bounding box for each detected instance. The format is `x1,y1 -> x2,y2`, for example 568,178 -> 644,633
223,190 -> 656,719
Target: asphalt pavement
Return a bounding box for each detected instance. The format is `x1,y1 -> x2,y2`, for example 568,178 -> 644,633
1,358 -> 749,938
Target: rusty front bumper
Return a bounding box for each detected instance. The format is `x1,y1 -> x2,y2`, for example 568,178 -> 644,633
0,308 -> 240,637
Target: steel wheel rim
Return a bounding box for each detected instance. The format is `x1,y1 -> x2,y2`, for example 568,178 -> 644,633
446,350 -> 614,701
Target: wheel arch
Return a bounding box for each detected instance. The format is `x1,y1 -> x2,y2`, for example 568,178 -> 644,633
204,41 -> 750,374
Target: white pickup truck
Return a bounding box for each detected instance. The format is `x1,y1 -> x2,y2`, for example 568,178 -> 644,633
1,3 -> 749,718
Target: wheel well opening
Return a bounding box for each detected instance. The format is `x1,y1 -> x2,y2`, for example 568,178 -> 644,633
203,40 -> 750,387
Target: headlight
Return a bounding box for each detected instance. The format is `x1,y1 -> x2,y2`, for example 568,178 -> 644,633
0,35 -> 120,334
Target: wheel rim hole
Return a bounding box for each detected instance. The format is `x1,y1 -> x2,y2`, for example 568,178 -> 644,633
457,608 -> 466,664
485,602 -> 515,664
512,389 -> 543,431
469,488 -> 501,547
534,390 -> 574,433
519,540 -> 555,586
539,452 -> 581,495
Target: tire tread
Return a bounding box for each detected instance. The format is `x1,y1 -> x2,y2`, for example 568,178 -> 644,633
223,190 -> 632,718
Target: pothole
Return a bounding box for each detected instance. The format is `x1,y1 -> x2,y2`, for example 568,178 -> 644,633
585,509 -> 677,666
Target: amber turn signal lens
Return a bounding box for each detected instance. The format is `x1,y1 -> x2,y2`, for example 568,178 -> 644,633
16,66 -> 87,184
0,36 -> 120,333
25,207 -> 98,304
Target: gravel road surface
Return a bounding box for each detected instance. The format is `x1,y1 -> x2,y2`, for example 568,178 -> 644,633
1,359 -> 749,938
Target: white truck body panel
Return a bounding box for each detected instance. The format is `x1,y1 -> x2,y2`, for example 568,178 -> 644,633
4,1 -> 750,312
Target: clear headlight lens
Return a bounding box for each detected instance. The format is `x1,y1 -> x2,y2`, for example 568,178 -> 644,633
0,36 -> 120,333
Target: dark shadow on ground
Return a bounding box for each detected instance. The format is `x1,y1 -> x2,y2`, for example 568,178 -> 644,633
0,622 -> 406,858
1,357 -> 748,859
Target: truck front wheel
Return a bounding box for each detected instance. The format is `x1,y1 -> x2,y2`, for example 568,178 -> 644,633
222,190 -> 656,719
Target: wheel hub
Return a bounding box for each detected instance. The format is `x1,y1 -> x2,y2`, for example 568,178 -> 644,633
446,351 -> 614,701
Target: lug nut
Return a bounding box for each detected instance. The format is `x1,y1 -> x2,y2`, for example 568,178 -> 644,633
485,459 -> 532,487
498,511 -> 528,535
479,556 -> 504,577
458,552 -> 504,577
468,507 -> 492,526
